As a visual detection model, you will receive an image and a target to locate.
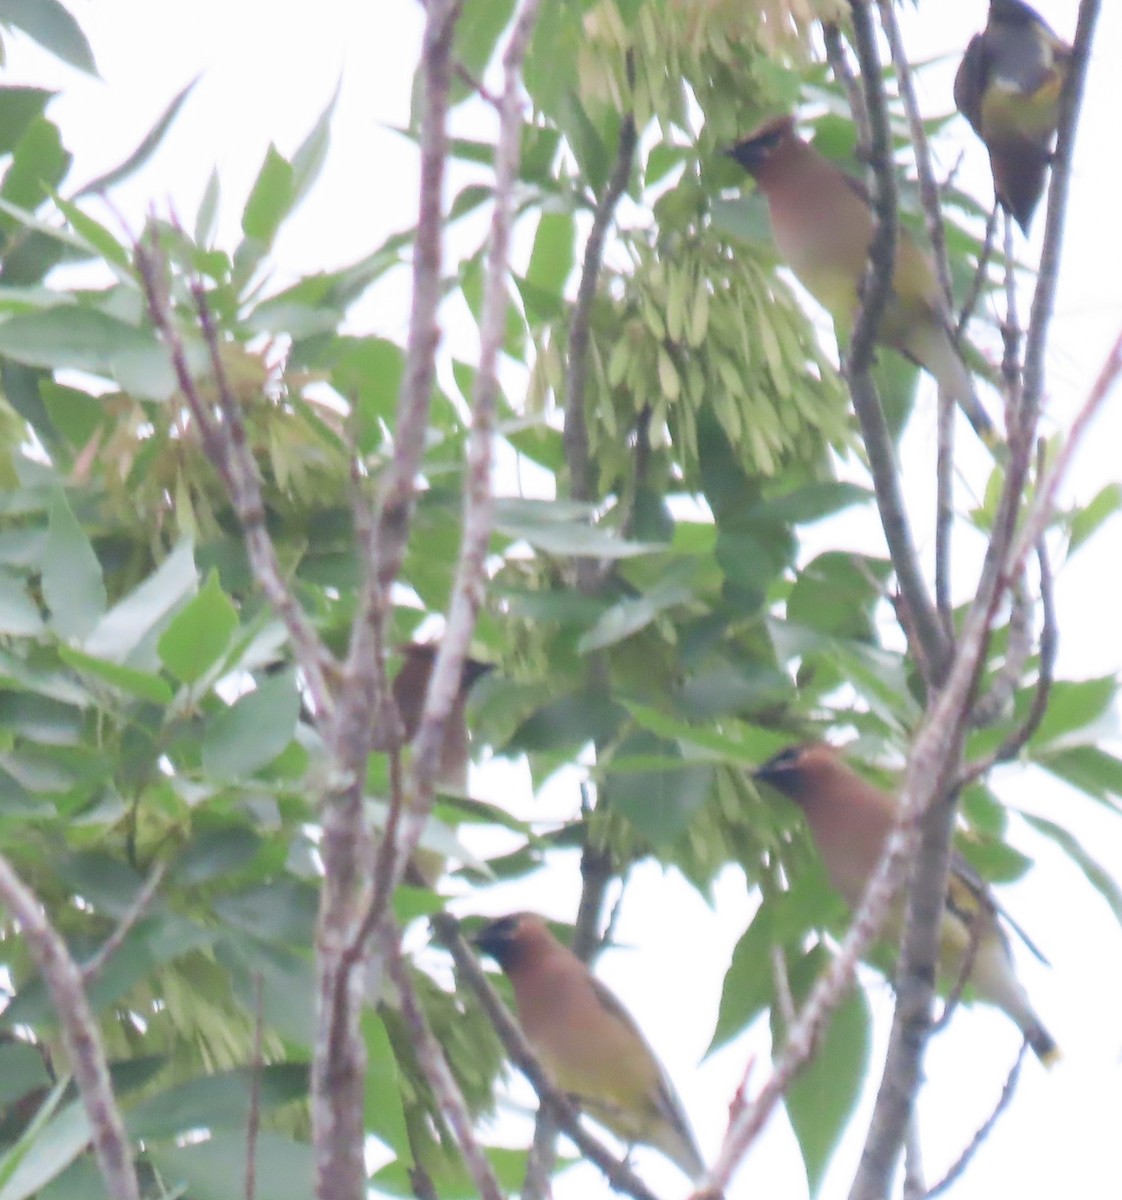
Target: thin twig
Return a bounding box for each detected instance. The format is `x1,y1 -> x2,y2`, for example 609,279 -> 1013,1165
0,853 -> 140,1200
877,0 -> 954,307
822,23 -> 868,147
563,80 -> 637,513
903,1114 -> 925,1200
955,204 -> 1000,340
246,973 -> 264,1200
970,572 -> 1032,729
433,914 -> 663,1200
82,862 -> 167,984
384,921 -> 505,1200
925,1042 -> 1028,1198
844,0 -> 950,685
934,380 -> 955,635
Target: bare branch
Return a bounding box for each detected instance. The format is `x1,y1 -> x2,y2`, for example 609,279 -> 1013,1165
876,0 -> 953,306
955,205 -> 1000,340
0,853 -> 140,1200
311,6 -> 461,1197
434,913 -> 664,1200
822,22 -> 868,146
82,862 -> 166,984
349,0 -> 541,948
844,0 -> 950,684
563,82 -> 638,512
925,1043 -> 1027,1198
383,921 -> 505,1200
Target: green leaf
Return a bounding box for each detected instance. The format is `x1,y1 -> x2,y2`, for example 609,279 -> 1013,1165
57,645 -> 173,704
72,76 -> 198,197
202,670 -> 301,779
241,144 -> 296,245
711,905 -> 777,1051
83,540 -> 197,662
779,945 -> 871,1196
605,731 -> 713,845
577,567 -> 695,653
1068,482 -> 1122,556
0,1096 -> 89,1200
0,87 -> 53,157
1030,676 -> 1117,749
0,117 -> 70,223
526,210 -> 574,298
494,499 -> 657,559
42,491 -> 105,638
0,1042 -> 50,1107
127,1065 -> 308,1141
1022,813 -> 1122,934
0,307 -> 162,379
291,84 -> 338,206
455,0 -> 517,78
148,1131 -> 314,1200
157,567 -> 238,683
0,0 -> 96,73
1037,745 -> 1122,810
363,1011 -> 412,1161
0,568 -> 43,635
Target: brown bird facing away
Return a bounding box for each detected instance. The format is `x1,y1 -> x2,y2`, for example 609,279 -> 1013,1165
954,0 -> 1071,234
473,912 -> 706,1181
754,742 -> 1059,1064
375,642 -> 492,884
725,116 -> 999,450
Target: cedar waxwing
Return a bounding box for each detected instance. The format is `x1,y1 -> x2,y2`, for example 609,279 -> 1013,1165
377,642 -> 492,791
376,642 -> 492,884
725,116 -> 998,448
754,742 -> 1059,1064
473,912 -> 706,1181
954,0 -> 1071,234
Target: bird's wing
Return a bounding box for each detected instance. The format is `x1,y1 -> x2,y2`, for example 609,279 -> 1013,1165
953,34 -> 989,135
948,850 -> 1051,965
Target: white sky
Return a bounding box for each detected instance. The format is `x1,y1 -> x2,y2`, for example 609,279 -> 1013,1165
6,2 -> 1122,1199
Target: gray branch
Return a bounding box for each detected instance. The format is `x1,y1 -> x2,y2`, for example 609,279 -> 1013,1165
0,853 -> 140,1200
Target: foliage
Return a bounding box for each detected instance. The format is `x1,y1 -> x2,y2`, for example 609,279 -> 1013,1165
0,2 -> 1115,1199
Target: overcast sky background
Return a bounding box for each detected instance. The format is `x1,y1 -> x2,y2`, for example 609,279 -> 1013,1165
6,2 -> 1122,1198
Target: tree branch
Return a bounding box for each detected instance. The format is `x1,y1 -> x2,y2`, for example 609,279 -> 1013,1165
0,853 -> 140,1200
312,5 -> 460,1198
384,921 -> 504,1200
844,0 -> 950,684
82,862 -> 166,984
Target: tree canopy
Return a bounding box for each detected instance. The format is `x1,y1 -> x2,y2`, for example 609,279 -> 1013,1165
0,2 -> 1115,1199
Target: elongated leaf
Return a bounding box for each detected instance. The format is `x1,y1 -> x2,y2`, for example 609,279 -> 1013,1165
1022,813 -> 1122,933
202,670 -> 300,780
0,0 -> 96,74
83,540 -> 197,662
0,569 -> 43,635
0,1094 -> 89,1200
72,75 -> 199,197
42,491 -> 105,638
779,944 -> 871,1197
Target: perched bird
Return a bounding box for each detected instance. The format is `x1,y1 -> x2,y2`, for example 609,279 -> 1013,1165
376,642 -> 492,884
954,0 -> 1071,234
725,116 -> 998,448
473,912 -> 705,1181
754,742 -> 1059,1064
377,642 -> 492,791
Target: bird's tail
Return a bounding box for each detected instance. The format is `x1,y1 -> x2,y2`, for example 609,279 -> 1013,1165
1025,1018 -> 1062,1067
905,318 -> 1003,454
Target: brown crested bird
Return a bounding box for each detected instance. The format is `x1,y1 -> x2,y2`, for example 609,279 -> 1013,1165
473,912 -> 706,1181
376,642 -> 492,884
955,0 -> 1071,234
754,742 -> 1059,1064
725,115 -> 998,449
